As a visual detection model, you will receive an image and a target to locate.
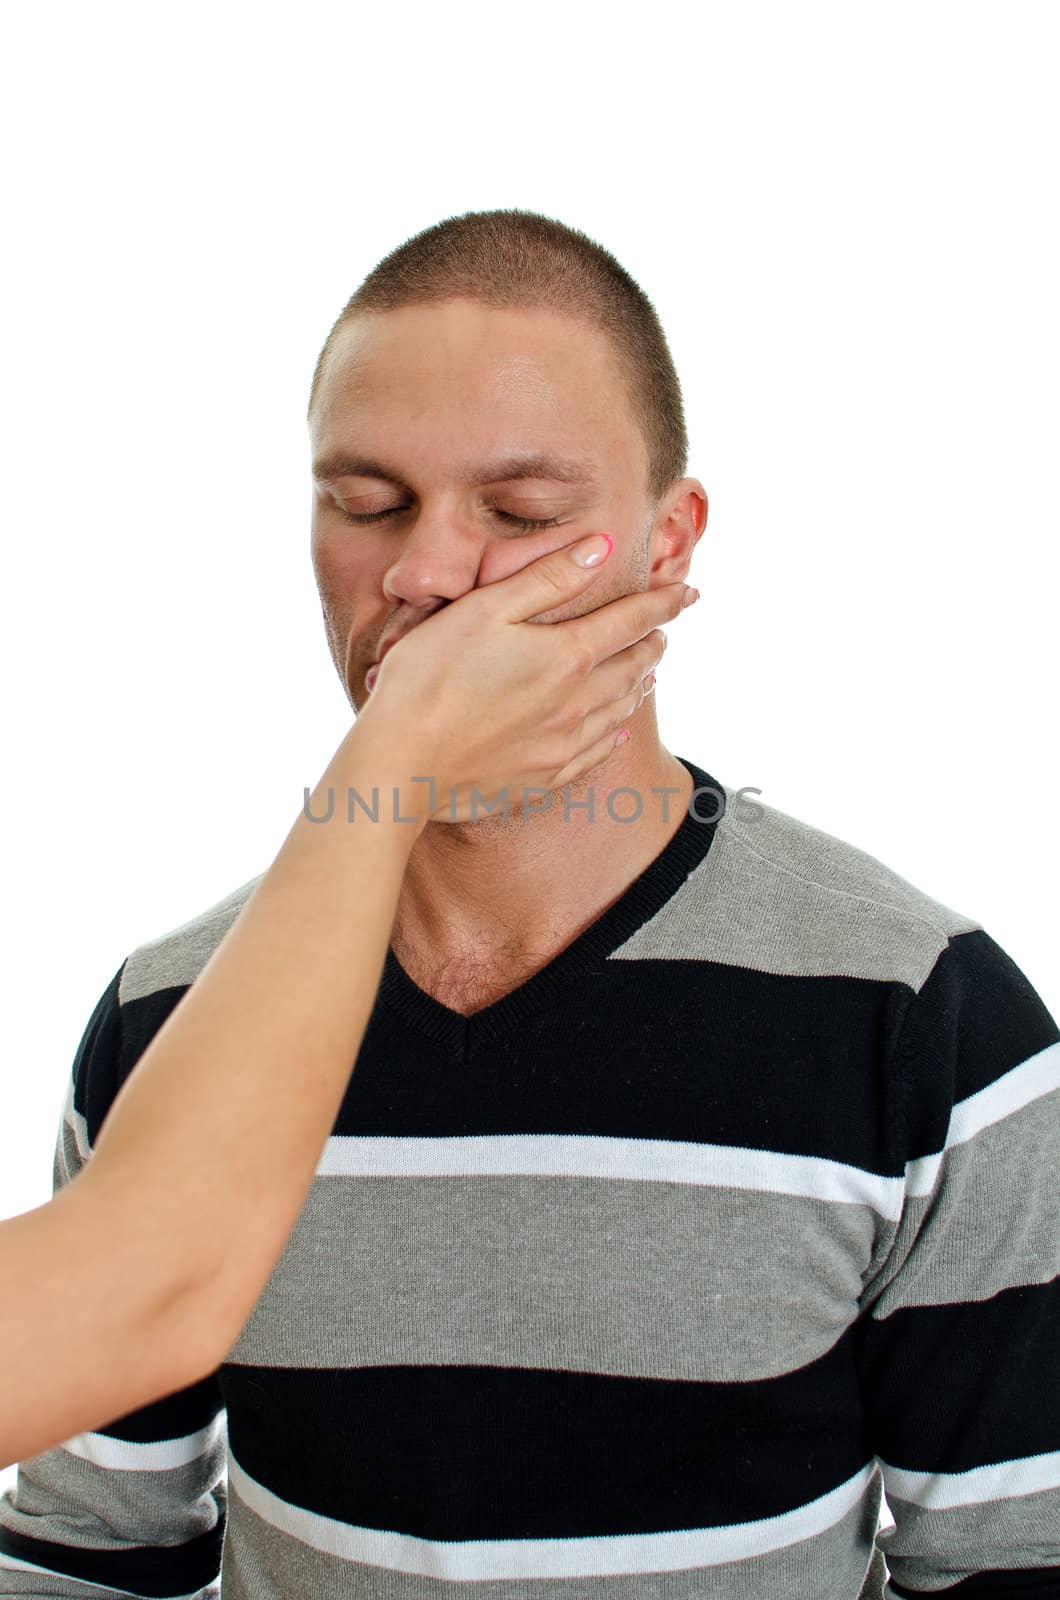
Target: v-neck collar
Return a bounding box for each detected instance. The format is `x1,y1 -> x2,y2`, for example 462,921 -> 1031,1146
377,755 -> 724,1054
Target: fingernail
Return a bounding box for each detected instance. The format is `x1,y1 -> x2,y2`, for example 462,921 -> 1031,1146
644,672 -> 656,693
681,586 -> 700,608
571,533 -> 614,567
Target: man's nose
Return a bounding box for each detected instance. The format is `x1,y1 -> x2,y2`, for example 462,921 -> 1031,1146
380,515 -> 560,606
379,520 -> 490,608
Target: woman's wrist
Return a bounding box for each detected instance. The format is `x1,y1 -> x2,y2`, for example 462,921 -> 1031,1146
329,717 -> 437,833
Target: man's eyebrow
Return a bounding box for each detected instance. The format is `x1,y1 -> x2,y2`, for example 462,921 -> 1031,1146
311,451 -> 598,490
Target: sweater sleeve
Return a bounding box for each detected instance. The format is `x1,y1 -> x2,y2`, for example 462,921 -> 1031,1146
0,963 -> 228,1598
854,927 -> 1060,1597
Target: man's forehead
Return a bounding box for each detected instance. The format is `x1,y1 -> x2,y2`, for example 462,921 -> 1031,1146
310,304 -> 642,483
320,301 -> 622,398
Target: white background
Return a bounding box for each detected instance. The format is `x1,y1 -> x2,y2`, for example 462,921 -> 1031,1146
1,0 -> 1057,1517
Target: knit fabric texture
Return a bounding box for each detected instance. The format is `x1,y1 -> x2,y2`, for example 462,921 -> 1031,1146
2,755 -> 1058,1598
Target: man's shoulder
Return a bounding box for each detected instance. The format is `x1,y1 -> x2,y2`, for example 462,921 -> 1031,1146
623,777 -> 981,994
118,870 -> 267,1009
717,781 -> 980,927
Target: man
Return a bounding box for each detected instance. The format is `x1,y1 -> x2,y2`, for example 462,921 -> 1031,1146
2,207 -> 1057,1598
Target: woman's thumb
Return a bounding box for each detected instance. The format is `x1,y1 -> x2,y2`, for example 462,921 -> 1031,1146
489,533 -> 615,624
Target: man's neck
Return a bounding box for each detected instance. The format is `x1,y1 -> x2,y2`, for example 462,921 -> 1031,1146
388,709 -> 695,962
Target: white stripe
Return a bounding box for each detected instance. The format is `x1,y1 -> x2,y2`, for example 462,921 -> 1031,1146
315,1133 -> 906,1219
62,1074 -> 92,1163
0,1549 -> 214,1597
948,1040 -> 1060,1151
904,1041 -> 1060,1198
880,1448 -> 1060,1510
229,1451 -> 877,1578
902,1149 -> 943,1198
61,1414 -> 225,1471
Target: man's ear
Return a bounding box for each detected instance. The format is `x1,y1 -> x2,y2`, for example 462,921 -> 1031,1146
646,480 -> 708,586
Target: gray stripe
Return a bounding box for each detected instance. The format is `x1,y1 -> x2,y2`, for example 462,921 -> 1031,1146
114,785 -> 981,1012
612,786 -> 979,989
119,876 -> 263,1005
219,1455 -> 884,1600
50,1077 -> 92,1190
0,1443 -> 226,1551
877,1481 -> 1060,1590
865,1089 -> 1060,1316
225,1170 -> 878,1379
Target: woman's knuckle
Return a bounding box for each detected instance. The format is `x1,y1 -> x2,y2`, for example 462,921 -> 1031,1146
564,638 -> 595,680
551,699 -> 583,738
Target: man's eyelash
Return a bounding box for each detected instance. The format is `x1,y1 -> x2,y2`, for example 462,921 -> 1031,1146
339,506 -> 563,533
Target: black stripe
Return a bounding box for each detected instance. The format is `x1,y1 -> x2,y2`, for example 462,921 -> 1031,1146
110,983 -> 194,1125
336,959 -> 912,1174
890,1564 -> 1060,1595
220,1327 -> 870,1537
856,1279 -> 1060,1472
899,930 -> 1059,1159
98,1369 -> 225,1444
0,1521 -> 224,1597
70,961 -> 126,1139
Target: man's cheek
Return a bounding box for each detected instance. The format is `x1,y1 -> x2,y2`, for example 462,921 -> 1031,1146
525,581 -> 626,630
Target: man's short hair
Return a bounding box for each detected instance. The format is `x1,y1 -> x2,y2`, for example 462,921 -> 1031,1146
306,208 -> 689,513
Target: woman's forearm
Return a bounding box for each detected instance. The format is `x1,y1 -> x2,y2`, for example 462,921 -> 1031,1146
1,532 -> 674,1468
1,721 -> 428,1465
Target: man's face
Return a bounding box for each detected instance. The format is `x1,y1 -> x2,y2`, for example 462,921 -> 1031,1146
309,297 -> 660,712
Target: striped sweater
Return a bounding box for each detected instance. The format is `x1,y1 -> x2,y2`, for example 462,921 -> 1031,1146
2,754 -> 1058,1598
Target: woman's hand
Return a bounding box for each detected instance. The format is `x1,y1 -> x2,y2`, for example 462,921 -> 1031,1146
349,531 -> 697,823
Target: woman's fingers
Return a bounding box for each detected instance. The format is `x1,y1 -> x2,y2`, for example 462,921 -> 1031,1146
482,531 -> 622,625
586,626 -> 668,715
548,632 -> 667,789
555,580 -> 694,677
475,533 -> 693,670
